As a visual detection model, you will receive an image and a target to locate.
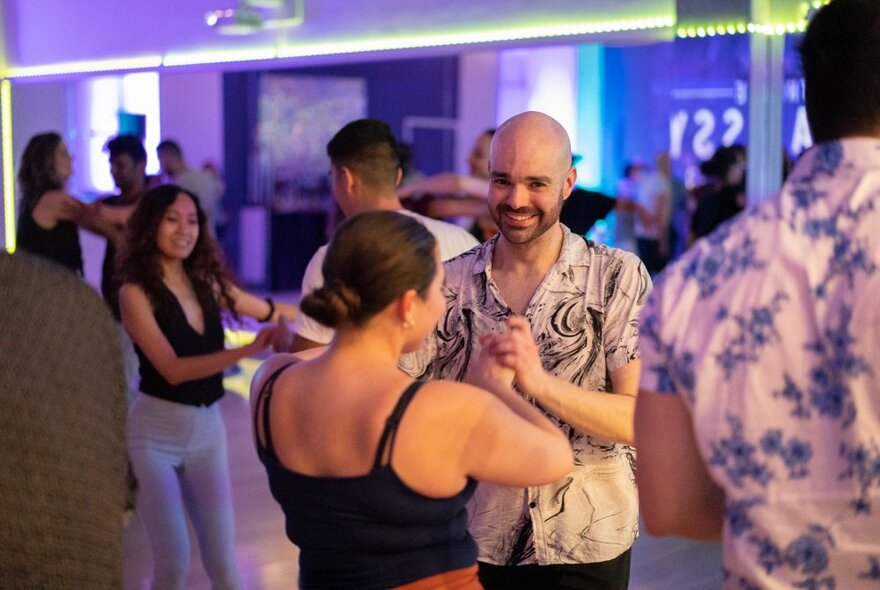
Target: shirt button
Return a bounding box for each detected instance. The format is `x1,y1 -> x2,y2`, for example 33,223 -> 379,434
528,501 -> 537,508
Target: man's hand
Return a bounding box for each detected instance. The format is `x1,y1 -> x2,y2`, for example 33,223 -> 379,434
485,316 -> 547,397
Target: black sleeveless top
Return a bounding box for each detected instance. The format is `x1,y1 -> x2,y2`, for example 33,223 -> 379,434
134,287 -> 225,406
255,366 -> 478,589
16,207 -> 83,275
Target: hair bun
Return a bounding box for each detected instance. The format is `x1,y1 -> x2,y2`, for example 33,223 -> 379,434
300,280 -> 363,328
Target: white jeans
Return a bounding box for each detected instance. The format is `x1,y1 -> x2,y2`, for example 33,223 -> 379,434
128,393 -> 242,590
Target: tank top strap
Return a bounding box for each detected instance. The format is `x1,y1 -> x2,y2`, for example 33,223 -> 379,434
373,381 -> 426,470
253,361 -> 298,458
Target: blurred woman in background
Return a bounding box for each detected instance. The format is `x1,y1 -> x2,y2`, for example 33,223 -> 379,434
16,132 -> 86,274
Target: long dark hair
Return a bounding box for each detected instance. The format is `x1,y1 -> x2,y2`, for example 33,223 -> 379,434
17,132 -> 64,212
116,184 -> 237,323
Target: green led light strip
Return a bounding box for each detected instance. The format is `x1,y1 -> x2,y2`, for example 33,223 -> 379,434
274,17 -> 673,59
1,80 -> 14,253
4,16 -> 674,79
676,0 -> 831,38
5,56 -> 163,79
676,20 -> 807,38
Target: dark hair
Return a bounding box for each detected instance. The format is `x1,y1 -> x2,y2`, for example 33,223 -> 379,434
326,119 -> 400,189
116,184 -> 236,323
107,134 -> 147,164
17,132 -> 64,211
801,0 -> 880,142
156,140 -> 183,159
623,161 -> 643,179
700,145 -> 745,180
301,211 -> 437,328
397,142 -> 416,177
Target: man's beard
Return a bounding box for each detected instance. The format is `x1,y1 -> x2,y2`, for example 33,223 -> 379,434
491,189 -> 563,245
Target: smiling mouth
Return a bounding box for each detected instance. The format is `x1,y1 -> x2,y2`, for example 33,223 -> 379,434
501,208 -> 537,225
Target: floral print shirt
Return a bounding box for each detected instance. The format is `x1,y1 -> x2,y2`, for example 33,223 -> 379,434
403,225 -> 650,565
639,139 -> 880,589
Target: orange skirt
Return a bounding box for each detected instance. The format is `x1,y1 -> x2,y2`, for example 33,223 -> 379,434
393,564 -> 482,589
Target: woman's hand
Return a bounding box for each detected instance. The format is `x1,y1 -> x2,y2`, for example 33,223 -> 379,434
244,327 -> 275,356
466,332 -> 515,395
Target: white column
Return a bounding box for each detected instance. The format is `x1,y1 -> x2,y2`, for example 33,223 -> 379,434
746,1 -> 785,205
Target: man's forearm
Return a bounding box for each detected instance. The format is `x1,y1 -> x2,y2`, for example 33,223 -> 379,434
526,374 -> 636,443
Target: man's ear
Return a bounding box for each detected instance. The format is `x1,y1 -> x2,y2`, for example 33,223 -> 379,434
395,167 -> 403,187
562,166 -> 577,201
341,166 -> 357,193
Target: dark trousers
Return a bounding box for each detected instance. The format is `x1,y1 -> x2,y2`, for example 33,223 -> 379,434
477,549 -> 631,590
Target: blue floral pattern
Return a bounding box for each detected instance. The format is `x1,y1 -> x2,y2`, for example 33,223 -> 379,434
714,292 -> 788,379
639,139 -> 880,588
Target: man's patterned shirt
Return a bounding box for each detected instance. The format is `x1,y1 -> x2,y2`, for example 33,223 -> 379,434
639,139 -> 880,589
404,225 -> 650,565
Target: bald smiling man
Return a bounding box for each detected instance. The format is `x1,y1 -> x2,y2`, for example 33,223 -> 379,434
403,111 -> 652,589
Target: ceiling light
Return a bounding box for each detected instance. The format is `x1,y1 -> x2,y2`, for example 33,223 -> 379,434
205,0 -> 303,35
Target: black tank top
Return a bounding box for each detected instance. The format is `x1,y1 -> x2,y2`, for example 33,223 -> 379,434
16,208 -> 83,275
135,287 -> 225,406
255,365 -> 478,589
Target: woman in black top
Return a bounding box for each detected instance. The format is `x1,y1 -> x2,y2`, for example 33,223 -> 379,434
16,132 -> 85,274
117,185 -> 295,590
251,211 -> 573,589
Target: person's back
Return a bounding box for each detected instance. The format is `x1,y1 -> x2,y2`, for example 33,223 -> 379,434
253,360 -> 480,589
642,138 -> 880,587
0,252 -> 126,588
285,118 -> 478,352
252,211 -> 571,589
635,2 -> 880,587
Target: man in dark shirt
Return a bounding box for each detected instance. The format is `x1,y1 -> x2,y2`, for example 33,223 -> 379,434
561,187 -> 620,236
97,134 -> 148,319
86,135 -> 149,414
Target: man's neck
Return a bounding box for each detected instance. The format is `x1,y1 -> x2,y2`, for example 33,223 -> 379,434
490,225 -> 565,315
117,179 -> 146,203
117,188 -> 142,203
492,224 -> 564,278
349,190 -> 404,216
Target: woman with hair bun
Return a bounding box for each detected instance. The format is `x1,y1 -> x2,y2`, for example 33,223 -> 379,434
117,184 -> 295,589
251,210 -> 572,589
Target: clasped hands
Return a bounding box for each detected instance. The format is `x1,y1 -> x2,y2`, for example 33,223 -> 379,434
467,316 -> 546,398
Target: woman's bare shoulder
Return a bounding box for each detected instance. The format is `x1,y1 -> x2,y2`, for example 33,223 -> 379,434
251,353 -> 305,392
409,379 -> 495,416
